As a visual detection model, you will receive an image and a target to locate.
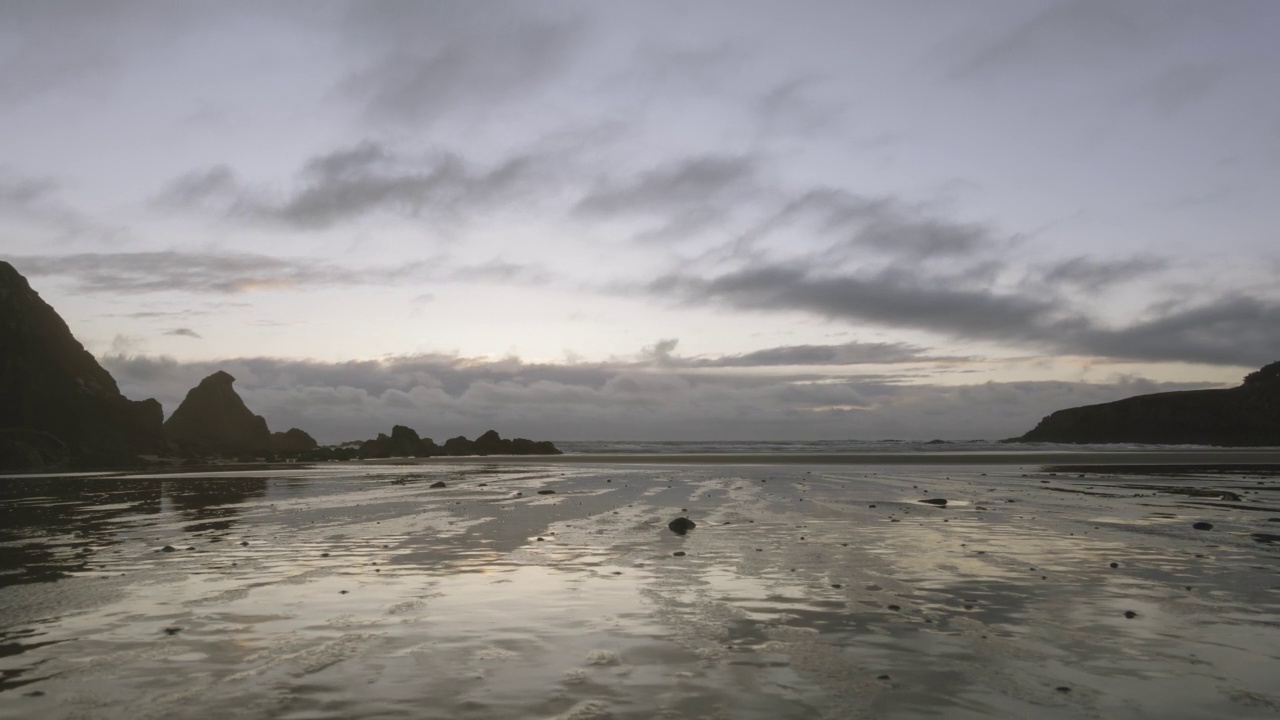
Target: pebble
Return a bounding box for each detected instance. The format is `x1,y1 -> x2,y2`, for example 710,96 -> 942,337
537,490 -> 556,495
1124,610 -> 1137,619
673,551 -> 686,557
429,481 -> 447,489
668,517 -> 697,535
920,498 -> 948,506
1192,522 -> 1214,531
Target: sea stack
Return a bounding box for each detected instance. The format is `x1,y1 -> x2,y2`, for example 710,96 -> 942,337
164,371 -> 272,455
1009,361 -> 1280,446
0,260 -> 166,469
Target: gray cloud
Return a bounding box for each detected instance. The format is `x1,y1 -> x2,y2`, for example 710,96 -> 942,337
161,143 -> 563,230
649,262 -> 1280,367
9,251 -> 425,294
689,341 -> 953,368
163,328 -> 202,339
10,251 -> 552,295
573,155 -> 759,242
337,1 -> 588,125
1040,255 -> 1167,291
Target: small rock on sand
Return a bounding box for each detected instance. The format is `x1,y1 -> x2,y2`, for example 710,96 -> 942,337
429,481 -> 447,489
668,517 -> 696,535
537,490 -> 556,495
1192,521 -> 1214,530
673,551 -> 686,557
920,498 -> 948,506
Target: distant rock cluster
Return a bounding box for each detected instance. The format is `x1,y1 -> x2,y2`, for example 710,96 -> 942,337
1008,361 -> 1280,446
357,426 -> 560,458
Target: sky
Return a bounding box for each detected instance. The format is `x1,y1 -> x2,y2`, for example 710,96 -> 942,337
3,0 -> 1279,443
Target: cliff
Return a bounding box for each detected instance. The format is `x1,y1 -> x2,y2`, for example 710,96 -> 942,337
164,371 -> 272,454
0,261 -> 166,469
1009,361 -> 1280,446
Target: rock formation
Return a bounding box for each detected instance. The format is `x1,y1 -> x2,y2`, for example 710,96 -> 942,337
1,261 -> 166,469
164,371 -> 272,455
1008,361 -> 1280,446
270,427 -> 318,454
357,427 -> 560,458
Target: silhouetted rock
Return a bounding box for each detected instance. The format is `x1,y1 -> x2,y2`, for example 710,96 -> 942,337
0,261 -> 166,469
164,372 -> 272,455
1008,361 -> 1280,445
920,498 -> 948,506
429,481 -> 447,488
668,517 -> 696,535
270,428 -> 317,454
1193,521 -> 1214,531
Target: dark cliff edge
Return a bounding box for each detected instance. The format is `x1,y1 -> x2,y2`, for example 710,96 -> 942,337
1007,361 -> 1280,446
1,261 -> 166,470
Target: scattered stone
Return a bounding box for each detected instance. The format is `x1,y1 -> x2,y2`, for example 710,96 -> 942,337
321,552 -> 330,557
536,537 -> 545,542
429,481 -> 447,489
1056,686 -> 1071,693
1109,562 -> 1119,568
1124,610 -> 1137,619
1192,521 -> 1214,531
668,517 -> 696,535
163,627 -> 182,635
537,490 -> 556,495
240,541 -> 249,546
831,583 -> 842,589
887,604 -> 901,611
339,590 -> 348,594
920,498 -> 948,506
160,545 -> 176,552
877,675 -> 890,680
673,551 -> 686,557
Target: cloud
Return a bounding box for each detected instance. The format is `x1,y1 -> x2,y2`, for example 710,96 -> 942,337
100,350 -> 1220,443
1040,255 -> 1167,291
336,1 -> 588,125
8,251 -> 553,295
162,328 -> 202,339
9,251 -> 425,294
649,262 -> 1280,367
688,341 -> 953,368
160,142 -> 564,230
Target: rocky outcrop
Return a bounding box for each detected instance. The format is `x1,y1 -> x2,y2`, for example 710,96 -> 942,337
1008,361 -> 1280,446
270,427 -> 318,454
356,427 -> 560,458
164,371 -> 272,455
359,424 -> 439,458
1,261 -> 166,469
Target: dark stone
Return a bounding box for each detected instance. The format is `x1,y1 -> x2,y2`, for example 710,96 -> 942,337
0,261 -> 166,469
668,517 -> 697,535
163,627 -> 182,635
1192,521 -> 1214,530
673,551 -> 686,556
160,545 -> 177,552
270,427 -> 317,454
429,481 -> 447,489
164,371 -> 272,455
887,604 -> 901,611
920,498 -> 948,506
537,490 -> 556,495
1124,610 -> 1137,618
1110,562 -> 1119,568
1007,360 -> 1280,445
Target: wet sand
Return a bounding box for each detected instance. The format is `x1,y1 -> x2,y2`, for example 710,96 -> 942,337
2,460 -> 1278,719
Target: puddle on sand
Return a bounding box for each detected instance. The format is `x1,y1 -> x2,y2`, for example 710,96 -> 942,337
1,464 -> 1278,719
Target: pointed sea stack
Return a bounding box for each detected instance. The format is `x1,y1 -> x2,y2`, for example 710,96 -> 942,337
0,261 -> 165,469
1008,361 -> 1280,446
164,371 -> 272,455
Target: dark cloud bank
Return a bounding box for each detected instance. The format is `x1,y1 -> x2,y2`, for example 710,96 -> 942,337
102,350 -> 1214,444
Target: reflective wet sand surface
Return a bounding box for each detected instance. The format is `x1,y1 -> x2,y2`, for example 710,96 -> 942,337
2,463 -> 1278,719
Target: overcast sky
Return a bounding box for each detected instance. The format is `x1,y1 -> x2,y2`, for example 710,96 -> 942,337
4,0 -> 1279,442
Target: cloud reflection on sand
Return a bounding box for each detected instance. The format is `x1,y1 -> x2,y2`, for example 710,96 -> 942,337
1,462 -> 1278,718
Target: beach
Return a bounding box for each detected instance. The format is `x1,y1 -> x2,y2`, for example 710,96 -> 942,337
2,454 -> 1279,719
